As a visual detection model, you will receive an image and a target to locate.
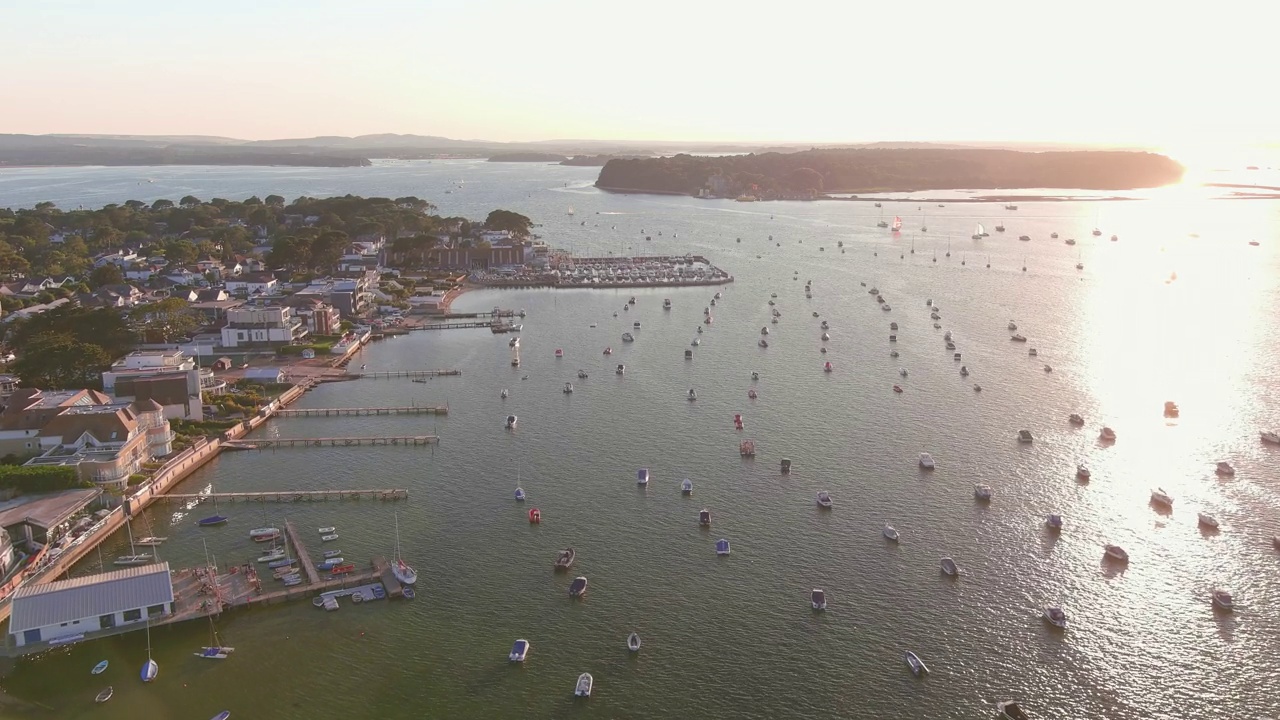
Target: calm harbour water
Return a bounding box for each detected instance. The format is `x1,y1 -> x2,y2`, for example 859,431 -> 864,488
2,162 -> 1279,719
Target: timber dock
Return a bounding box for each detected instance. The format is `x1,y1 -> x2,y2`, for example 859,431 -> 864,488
274,405 -> 448,417
163,489 -> 408,503
283,520 -> 321,584
223,436 -> 438,449
417,321 -> 495,331
355,369 -> 461,379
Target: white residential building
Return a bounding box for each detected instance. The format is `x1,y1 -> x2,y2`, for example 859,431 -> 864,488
220,305 -> 307,348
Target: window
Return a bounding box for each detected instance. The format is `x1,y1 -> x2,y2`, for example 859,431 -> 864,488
22,629 -> 40,645
99,614 -> 115,629
123,608 -> 142,622
146,604 -> 166,617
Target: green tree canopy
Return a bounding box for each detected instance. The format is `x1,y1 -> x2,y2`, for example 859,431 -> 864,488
89,263 -> 124,288
484,209 -> 533,238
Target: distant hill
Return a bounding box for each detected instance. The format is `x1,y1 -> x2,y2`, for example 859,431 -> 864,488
488,152 -> 569,163
595,148 -> 1185,197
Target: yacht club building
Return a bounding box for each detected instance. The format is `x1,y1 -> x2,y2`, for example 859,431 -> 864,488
7,562 -> 174,650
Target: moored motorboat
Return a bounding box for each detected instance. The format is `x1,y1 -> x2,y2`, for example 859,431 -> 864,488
249,527 -> 280,541
515,487 -> 526,502
905,651 -> 929,676
575,672 -> 593,697
321,533 -> 339,542
1076,465 -> 1090,480
699,509 -> 711,526
555,547 -> 576,570
627,632 -> 642,652
816,491 -> 833,508
564,382 -> 574,393
569,576 -> 588,598
1215,461 -> 1235,477
974,484 -> 993,501
1150,488 -> 1173,507
528,508 -> 541,523
1043,606 -> 1067,629
509,639 -> 530,662
940,557 -> 960,576
919,452 -> 935,469
883,524 -> 900,542
759,338 -> 768,348
1104,544 -> 1129,562
687,388 -> 697,401
811,588 -> 827,610
1163,400 -> 1180,417
1017,429 -> 1033,443
1197,512 -> 1219,529
255,549 -> 285,563
998,701 -> 1031,720
823,361 -> 832,372
637,468 -> 650,485
715,538 -> 731,555
1069,413 -> 1085,426
621,332 -> 634,342
92,660 -> 108,675
1212,589 -> 1234,611
1262,431 -> 1280,445
616,364 -> 625,375
1100,426 -> 1116,442
681,478 -> 693,494
1011,334 -> 1027,342
506,414 -> 517,429
134,536 -> 167,546
1046,514 -> 1063,530
733,413 -> 745,430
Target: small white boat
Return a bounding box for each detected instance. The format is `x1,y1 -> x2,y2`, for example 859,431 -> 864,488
998,701 -> 1031,720
256,550 -> 285,563
759,339 -> 769,348
621,332 -> 634,342
96,686 -> 113,703
811,588 -> 827,610
1261,431 -> 1280,445
900,368 -> 908,377
715,538 -> 731,555
691,338 -> 700,346
509,639 -> 530,662
940,557 -> 959,576
1046,514 -> 1063,530
883,524 -> 900,542
577,370 -> 588,379
1069,413 -> 1085,425
1043,606 -> 1067,629
904,651 -> 929,676
500,389 -> 508,399
1017,429 -> 1034,443
1212,589 -> 1234,611
114,554 -> 153,566
249,528 -> 279,540
195,646 -> 235,659
321,534 -> 339,542
506,414 -> 518,429
627,632 -> 642,652
323,549 -> 342,558
1150,488 -> 1173,507
515,487 -> 526,502
134,536 -> 167,546
637,468 -> 650,485
974,484 -> 993,501
816,491 -> 833,508
681,478 -> 693,494
575,672 -> 593,697
616,364 -> 625,375
820,332 -> 830,341
687,388 -> 697,401
1197,512 -> 1219,529
823,320 -> 831,329
917,453 -> 937,471
1008,321 -> 1018,331
1104,544 -> 1129,562
1215,461 -> 1235,477
1076,465 -> 1091,480
318,527 -> 336,534
563,382 -> 574,394
761,326 -> 770,335
959,365 -> 969,377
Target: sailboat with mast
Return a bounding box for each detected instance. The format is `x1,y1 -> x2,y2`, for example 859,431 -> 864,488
195,616 -> 234,659
391,512 -> 417,586
971,223 -> 985,240
891,216 -> 903,233
140,618 -> 158,682
921,210 -> 927,233
135,512 -> 166,546
115,522 -> 153,566
198,486 -> 229,526
876,208 -> 888,229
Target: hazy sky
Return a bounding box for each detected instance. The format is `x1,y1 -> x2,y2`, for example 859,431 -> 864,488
3,0 -> 1274,157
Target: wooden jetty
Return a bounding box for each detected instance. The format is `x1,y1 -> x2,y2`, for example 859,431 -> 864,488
418,321 -> 494,331
224,435 -> 438,449
283,520 -> 321,585
355,369 -> 461,379
274,405 -> 448,417
163,489 -> 409,503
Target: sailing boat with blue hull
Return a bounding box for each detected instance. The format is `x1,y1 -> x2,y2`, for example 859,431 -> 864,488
140,617 -> 158,682
198,487 -> 228,526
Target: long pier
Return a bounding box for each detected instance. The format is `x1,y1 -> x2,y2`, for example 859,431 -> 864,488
417,321 -> 493,330
163,489 -> 409,503
355,369 -> 461,379
283,519 -> 321,585
274,405 -> 448,417
225,435 -> 438,448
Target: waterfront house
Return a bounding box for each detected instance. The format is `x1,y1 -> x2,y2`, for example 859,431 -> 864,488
102,350 -> 204,420
0,388 -> 113,459
0,487 -> 103,561
224,273 -> 278,297
8,563 -> 175,650
219,305 -> 307,348
23,399 -> 173,488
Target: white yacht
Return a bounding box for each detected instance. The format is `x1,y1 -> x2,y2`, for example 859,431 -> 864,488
974,484 -> 993,501
1150,488 -> 1174,507
1197,512 -> 1219,529
918,453 -> 935,470
883,524 -> 900,542
1043,606 -> 1067,629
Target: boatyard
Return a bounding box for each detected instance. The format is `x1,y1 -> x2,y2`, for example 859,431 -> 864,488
470,254 -> 733,288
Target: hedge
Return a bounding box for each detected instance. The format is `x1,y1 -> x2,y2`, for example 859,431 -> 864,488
0,465 -> 92,492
